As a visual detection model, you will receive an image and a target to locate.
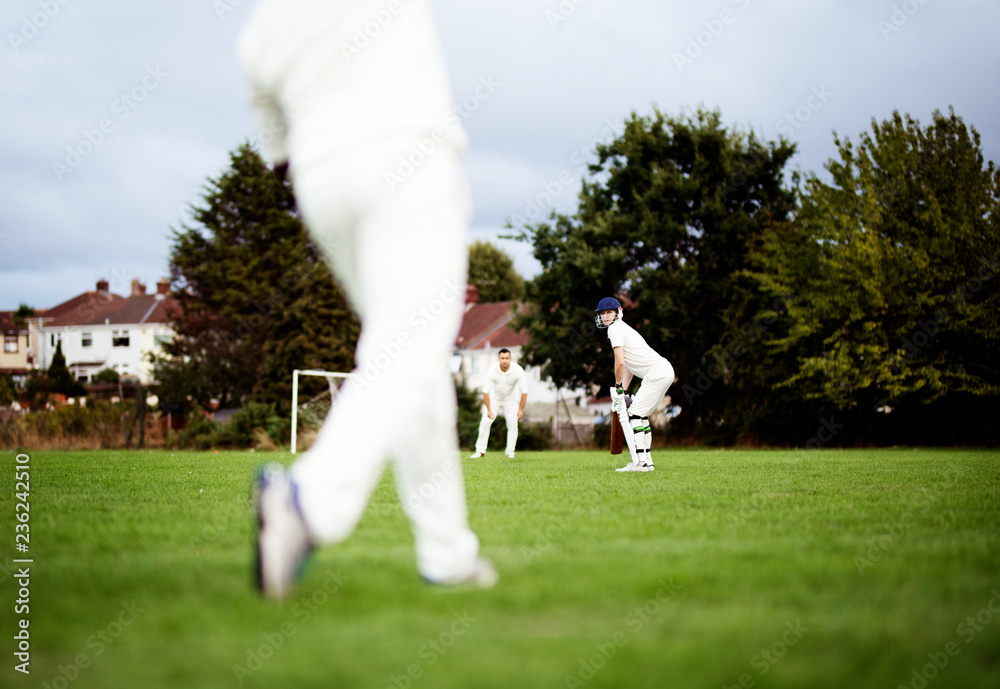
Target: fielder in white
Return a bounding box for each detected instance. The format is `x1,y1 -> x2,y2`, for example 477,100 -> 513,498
238,0 -> 496,598
595,297 -> 675,472
470,348 -> 528,459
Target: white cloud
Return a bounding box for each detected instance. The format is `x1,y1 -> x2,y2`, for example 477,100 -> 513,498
2,0 -> 998,308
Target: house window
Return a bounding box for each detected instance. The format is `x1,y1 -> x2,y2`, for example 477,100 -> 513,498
82,332 -> 93,348
3,334 -> 17,353
112,330 -> 130,347
50,333 -> 61,347
470,356 -> 479,375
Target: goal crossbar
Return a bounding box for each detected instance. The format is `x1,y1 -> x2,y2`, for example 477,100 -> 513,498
290,369 -> 353,454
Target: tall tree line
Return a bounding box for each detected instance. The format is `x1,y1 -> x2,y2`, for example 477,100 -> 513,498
156,144 -> 359,416
514,107 -> 999,445
156,145 -> 531,419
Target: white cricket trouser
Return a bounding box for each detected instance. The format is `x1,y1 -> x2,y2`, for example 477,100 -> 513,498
621,360 -> 675,465
474,400 -> 520,454
629,360 -> 674,418
288,138 -> 481,584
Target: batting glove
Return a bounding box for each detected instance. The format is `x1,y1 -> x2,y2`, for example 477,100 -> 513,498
610,388 -> 626,414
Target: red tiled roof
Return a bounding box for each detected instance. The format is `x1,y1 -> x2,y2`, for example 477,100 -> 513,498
475,319 -> 529,350
455,301 -> 529,350
42,290 -> 123,322
99,295 -> 172,326
44,294 -> 174,327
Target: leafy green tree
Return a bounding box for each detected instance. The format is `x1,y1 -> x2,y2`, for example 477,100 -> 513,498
12,304 -> 35,328
740,108 -> 1000,444
467,240 -> 525,302
0,374 -> 17,406
160,143 -> 360,414
512,107 -> 797,441
47,341 -> 85,398
92,368 -> 120,384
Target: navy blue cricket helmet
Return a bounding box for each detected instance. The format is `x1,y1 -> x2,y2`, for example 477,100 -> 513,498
594,297 -> 622,328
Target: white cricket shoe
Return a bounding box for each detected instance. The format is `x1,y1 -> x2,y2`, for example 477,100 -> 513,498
616,462 -> 654,472
424,557 -> 499,589
505,452 -> 515,459
253,463 -> 313,600
469,452 -> 484,458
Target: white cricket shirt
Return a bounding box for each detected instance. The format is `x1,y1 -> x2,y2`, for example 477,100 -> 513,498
606,318 -> 670,379
237,0 -> 467,174
481,361 -> 528,402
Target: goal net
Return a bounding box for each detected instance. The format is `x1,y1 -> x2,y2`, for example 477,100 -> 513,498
290,369 -> 353,454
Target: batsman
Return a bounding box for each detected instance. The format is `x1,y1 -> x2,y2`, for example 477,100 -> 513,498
595,297 -> 675,472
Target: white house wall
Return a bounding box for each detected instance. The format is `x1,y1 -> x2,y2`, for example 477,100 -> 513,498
37,323 -> 173,384
458,345 -> 587,406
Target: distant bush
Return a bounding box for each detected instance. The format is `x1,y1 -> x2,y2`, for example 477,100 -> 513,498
592,420 -> 612,449
0,398 -> 296,451
168,403 -> 286,450
219,402 -> 286,448
174,409 -> 222,451
1,400 -> 140,450
93,368 -> 120,384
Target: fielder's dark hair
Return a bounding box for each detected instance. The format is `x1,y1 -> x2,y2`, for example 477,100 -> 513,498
498,348 -> 511,356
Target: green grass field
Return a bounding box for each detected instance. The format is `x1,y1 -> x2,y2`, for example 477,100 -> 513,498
2,448 -> 999,689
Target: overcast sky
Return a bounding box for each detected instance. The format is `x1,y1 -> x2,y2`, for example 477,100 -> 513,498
2,0 -> 998,310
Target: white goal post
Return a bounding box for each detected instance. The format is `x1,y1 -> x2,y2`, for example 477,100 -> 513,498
290,369 -> 353,454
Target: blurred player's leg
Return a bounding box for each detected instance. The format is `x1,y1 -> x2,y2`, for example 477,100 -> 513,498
474,408 -> 496,455
501,400 -> 519,456
240,0 -> 494,594
289,140 -> 484,583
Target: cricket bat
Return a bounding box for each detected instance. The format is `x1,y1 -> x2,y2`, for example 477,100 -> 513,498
610,411 -> 623,455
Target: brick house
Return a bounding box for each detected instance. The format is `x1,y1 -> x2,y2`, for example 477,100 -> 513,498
0,310 -> 32,383
454,286 -> 593,440
34,278 -> 175,384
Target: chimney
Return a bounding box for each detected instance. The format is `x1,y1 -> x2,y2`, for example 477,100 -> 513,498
465,283 -> 479,306
156,278 -> 170,296
131,278 -> 146,296
96,279 -> 109,293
